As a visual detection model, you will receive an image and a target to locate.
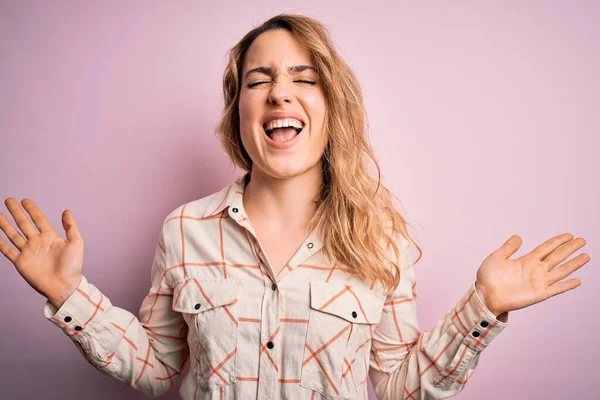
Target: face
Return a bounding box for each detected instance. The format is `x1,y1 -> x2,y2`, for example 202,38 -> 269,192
238,29 -> 327,180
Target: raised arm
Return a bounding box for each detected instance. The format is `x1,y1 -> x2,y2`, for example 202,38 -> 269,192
368,237 -> 508,399
0,199 -> 189,398
369,231 -> 588,399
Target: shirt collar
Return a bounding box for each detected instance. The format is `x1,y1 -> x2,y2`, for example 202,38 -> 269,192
202,172 -> 250,219
201,171 -> 323,258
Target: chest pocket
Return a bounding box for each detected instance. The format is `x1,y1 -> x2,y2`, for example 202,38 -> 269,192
300,280 -> 385,399
172,278 -> 242,392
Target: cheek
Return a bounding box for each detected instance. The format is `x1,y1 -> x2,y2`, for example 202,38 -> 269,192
238,95 -> 251,125
302,87 -> 325,113
305,95 -> 327,130
238,93 -> 267,144
238,91 -> 261,125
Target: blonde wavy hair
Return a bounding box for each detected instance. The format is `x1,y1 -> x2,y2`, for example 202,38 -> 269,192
215,14 -> 422,294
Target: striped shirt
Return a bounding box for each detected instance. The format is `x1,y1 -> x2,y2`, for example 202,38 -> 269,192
44,172 -> 508,399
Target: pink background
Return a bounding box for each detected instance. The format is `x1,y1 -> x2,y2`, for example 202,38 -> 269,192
1,1 -> 598,399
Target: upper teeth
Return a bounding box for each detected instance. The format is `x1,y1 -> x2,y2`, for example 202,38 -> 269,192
264,118 -> 304,131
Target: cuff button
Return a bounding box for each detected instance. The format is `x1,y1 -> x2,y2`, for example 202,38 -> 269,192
74,326 -> 82,331
480,320 -> 489,328
194,303 -> 201,310
472,331 -> 480,337
64,316 -> 72,323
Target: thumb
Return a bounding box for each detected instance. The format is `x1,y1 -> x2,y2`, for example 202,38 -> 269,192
493,234 -> 522,259
62,209 -> 82,242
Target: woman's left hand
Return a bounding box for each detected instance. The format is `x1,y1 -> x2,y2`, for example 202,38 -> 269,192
474,233 -> 590,320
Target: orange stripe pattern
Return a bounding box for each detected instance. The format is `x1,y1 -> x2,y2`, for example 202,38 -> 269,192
42,172 -> 508,399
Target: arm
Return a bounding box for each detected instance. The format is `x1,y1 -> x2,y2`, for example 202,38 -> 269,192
369,238 -> 509,400
43,217 -> 189,398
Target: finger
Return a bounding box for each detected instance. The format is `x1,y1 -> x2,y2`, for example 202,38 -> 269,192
530,233 -> 574,261
62,209 -> 82,242
493,234 -> 522,259
548,253 -> 590,285
4,198 -> 38,239
547,278 -> 581,298
544,237 -> 587,272
0,235 -> 20,264
0,211 -> 27,251
21,199 -> 55,234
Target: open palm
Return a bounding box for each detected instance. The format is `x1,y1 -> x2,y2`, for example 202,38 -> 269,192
0,198 -> 84,308
475,233 -> 590,317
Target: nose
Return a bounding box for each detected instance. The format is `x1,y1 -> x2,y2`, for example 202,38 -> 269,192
267,79 -> 292,105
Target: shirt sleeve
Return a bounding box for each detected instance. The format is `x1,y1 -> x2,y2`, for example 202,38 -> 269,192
369,236 -> 509,400
42,217 -> 189,398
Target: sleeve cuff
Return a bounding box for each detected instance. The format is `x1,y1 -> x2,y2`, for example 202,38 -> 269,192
449,282 -> 509,352
43,275 -> 110,339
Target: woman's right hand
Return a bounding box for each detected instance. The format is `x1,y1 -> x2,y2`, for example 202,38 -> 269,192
0,198 -> 84,309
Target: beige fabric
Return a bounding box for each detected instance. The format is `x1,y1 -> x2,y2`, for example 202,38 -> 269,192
44,172 -> 508,399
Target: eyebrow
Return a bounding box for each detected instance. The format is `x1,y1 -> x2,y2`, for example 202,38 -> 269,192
244,65 -> 317,80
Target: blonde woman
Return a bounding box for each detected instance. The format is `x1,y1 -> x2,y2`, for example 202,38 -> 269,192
0,14 -> 590,400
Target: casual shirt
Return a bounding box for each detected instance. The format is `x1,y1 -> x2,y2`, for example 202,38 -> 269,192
44,172 -> 509,399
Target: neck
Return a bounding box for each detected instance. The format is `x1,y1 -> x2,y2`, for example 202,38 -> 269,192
243,163 -> 323,232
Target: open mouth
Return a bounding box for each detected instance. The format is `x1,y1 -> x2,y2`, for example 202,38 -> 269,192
262,124 -> 304,140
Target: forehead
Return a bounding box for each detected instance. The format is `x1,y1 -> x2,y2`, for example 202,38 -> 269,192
243,29 -> 313,72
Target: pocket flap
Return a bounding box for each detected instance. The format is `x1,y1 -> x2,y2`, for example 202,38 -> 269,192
309,281 -> 385,324
172,278 -> 242,313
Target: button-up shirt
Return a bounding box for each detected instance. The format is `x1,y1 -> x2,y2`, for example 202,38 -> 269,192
44,172 -> 509,399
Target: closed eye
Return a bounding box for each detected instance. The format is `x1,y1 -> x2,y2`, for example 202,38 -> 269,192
246,79 -> 317,88
295,80 -> 317,85
247,81 -> 269,88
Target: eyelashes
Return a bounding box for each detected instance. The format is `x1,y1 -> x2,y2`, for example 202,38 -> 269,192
246,80 -> 317,88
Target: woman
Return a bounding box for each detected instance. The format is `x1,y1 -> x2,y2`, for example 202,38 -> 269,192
0,14 -> 589,400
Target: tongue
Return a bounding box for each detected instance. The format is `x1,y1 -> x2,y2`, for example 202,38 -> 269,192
270,127 -> 297,142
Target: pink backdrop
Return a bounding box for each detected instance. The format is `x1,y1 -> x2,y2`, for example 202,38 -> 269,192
1,1 -> 598,399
